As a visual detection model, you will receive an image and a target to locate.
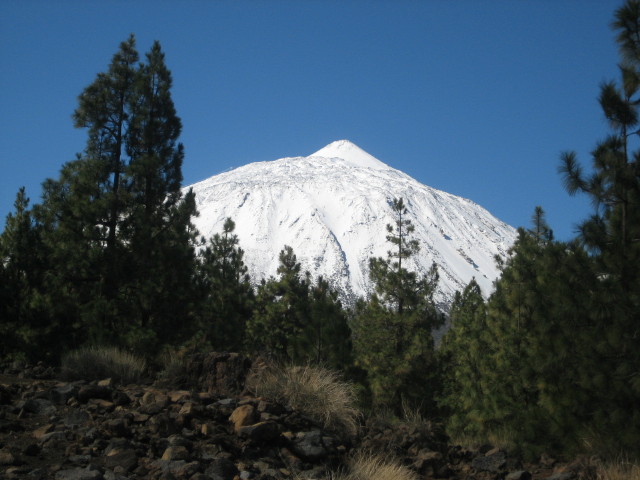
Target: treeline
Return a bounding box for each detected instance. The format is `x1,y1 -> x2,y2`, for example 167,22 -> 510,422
440,1 -> 640,455
2,0 -> 640,458
0,35 -> 350,367
0,35 -> 439,416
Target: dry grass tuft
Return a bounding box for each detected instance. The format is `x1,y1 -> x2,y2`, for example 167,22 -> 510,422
486,428 -> 517,453
328,452 -> 418,480
155,349 -> 191,389
399,397 -> 433,431
597,458 -> 640,480
61,345 -> 146,385
249,363 -> 361,437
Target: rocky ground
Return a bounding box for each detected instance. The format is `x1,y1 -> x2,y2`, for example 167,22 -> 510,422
0,354 -> 597,480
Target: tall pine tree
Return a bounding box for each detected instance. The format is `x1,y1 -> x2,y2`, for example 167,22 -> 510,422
352,197 -> 442,410
0,188 -> 51,362
557,0 -> 640,452
34,37 -> 140,346
197,218 -> 254,352
298,276 -> 353,371
34,36 -> 198,355
120,40 -> 199,352
439,279 -> 490,439
440,206 -> 633,455
247,246 -> 311,359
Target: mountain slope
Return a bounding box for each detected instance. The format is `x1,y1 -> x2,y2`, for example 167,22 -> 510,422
187,140 -> 517,306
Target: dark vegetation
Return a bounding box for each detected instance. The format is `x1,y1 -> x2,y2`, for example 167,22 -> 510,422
1,0 -> 640,463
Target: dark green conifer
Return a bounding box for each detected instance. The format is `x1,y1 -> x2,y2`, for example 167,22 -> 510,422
119,40 -> 199,352
197,218 -> 254,352
0,188 -> 51,361
246,246 -> 353,368
352,197 -> 442,410
247,246 -> 310,359
439,279 -> 489,438
300,276 -> 353,370
33,36 -> 198,355
558,0 -> 640,452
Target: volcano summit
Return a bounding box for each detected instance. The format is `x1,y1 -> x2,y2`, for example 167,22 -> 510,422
186,140 -> 517,306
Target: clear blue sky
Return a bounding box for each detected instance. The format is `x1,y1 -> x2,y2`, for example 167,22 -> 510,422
1,0 -> 623,241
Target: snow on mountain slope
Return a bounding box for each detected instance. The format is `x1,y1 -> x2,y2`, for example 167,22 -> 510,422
186,140 -> 517,307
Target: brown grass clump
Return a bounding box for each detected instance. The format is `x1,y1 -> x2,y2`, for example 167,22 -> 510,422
249,363 -> 361,437
155,349 -> 192,389
61,345 -> 146,385
328,452 -> 417,480
597,458 -> 640,480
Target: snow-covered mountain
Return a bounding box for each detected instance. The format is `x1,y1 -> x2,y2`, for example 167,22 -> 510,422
186,140 -> 517,307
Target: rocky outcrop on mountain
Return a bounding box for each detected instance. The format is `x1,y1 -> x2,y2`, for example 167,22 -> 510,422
0,359 -> 599,480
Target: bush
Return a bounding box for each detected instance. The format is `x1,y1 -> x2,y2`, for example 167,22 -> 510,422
61,345 -> 146,384
155,352 -> 190,389
597,458 -> 640,480
329,452 -> 418,480
249,363 -> 360,437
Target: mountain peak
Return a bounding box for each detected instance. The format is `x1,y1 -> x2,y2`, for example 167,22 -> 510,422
187,141 -> 517,308
309,140 -> 390,170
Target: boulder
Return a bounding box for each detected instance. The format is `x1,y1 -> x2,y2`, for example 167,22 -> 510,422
229,404 -> 258,432
471,448 -> 507,472
40,431 -> 67,445
110,390 -> 131,407
291,430 -> 329,461
183,352 -> 252,396
50,383 -> 80,405
148,412 -> 180,437
507,471 -> 533,480
161,446 -> 190,461
237,421 -> 281,443
22,397 -> 56,415
55,466 -> 103,480
103,449 -> 138,472
32,423 -> 55,440
104,418 -> 131,438
77,385 -> 112,403
0,449 -> 17,465
64,410 -> 91,426
204,457 -> 239,480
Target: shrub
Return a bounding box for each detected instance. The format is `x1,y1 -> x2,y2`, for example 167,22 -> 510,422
597,458 -> 640,480
155,353 -> 190,389
329,452 -> 418,480
154,344 -> 191,389
249,363 -> 360,437
61,345 -> 146,384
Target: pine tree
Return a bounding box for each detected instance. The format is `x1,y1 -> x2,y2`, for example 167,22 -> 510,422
119,40 -> 199,352
0,188 -> 51,361
351,197 -> 443,410
441,1 -> 640,453
34,36 -> 199,355
247,246 -> 310,359
528,205 -> 553,243
370,197 -> 421,315
439,279 -> 489,438
197,218 -> 254,352
299,276 -> 353,370
558,0 -> 640,452
34,36 -> 140,344
490,227 -> 604,454
441,210 -> 615,456
72,33 -> 139,307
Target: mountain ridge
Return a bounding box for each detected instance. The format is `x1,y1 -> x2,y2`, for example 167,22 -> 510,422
186,140 -> 517,307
